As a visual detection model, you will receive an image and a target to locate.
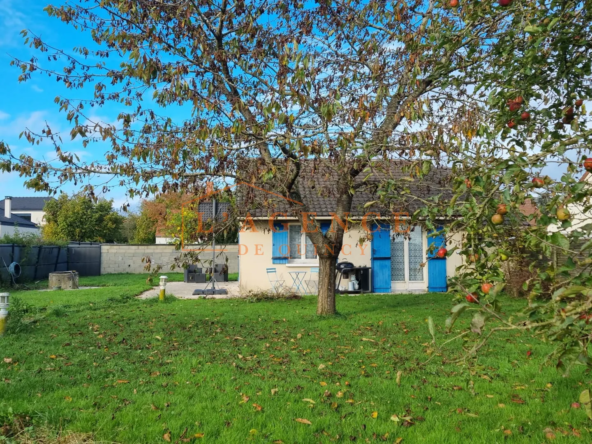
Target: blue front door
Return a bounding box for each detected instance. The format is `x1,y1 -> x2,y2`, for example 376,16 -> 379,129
371,224 -> 391,292
427,228 -> 447,292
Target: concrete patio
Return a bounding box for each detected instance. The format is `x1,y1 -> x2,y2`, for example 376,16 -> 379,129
138,281 -> 241,300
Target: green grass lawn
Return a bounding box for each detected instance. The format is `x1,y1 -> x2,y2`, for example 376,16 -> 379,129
1,275 -> 590,443
1,272 -> 238,310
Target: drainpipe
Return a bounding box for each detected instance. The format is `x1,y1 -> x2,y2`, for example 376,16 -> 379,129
0,293 -> 9,335
159,276 -> 168,301
4,196 -> 12,218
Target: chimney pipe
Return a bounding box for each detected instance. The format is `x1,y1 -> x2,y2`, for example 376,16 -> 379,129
4,197 -> 11,219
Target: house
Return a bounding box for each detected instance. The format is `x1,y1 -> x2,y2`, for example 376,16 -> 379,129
0,196 -> 43,236
236,161 -> 465,294
548,171 -> 591,234
0,196 -> 52,225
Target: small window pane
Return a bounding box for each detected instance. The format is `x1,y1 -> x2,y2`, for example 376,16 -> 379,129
391,235 -> 405,281
408,227 -> 424,281
289,225 -> 301,259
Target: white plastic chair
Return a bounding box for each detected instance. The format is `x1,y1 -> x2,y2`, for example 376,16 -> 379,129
266,268 -> 285,294
306,267 -> 319,294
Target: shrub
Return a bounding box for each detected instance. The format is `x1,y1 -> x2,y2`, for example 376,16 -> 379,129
244,289 -> 301,303
4,296 -> 34,334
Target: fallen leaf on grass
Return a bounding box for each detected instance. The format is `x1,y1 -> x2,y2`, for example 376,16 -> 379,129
50,355 -> 56,359
155,336 -> 162,341
302,399 -> 315,404
116,380 -> 129,384
163,432 -> 171,442
543,428 -> 556,440
371,411 -> 378,419
64,396 -> 72,402
503,430 -> 512,436
579,389 -> 592,419
318,364 -> 326,370
396,371 -> 402,386
361,338 -> 376,342
486,395 -> 494,398
151,404 -> 159,410
295,418 -> 312,425
253,403 -> 263,411
320,381 -> 327,386
3,358 -> 12,364
336,391 -> 344,398
395,439 -> 403,444
194,433 -> 204,438
498,404 -> 505,408
271,388 -> 278,396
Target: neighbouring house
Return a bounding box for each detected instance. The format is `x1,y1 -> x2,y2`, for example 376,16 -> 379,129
236,161 -> 466,294
548,171 -> 592,234
0,196 -> 53,226
0,196 -> 44,236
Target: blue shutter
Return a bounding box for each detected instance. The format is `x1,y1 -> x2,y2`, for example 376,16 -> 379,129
427,227 -> 447,292
371,224 -> 392,292
272,222 -> 288,264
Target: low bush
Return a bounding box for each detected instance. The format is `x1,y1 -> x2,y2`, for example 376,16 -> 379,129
244,288 -> 302,303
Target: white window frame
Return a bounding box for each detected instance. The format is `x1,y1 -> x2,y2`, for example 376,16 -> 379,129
391,227 -> 427,292
287,223 -> 319,264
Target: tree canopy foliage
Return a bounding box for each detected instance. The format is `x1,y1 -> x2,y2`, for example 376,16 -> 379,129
42,194 -> 124,243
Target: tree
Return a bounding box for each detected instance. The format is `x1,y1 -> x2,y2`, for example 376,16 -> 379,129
43,194 -> 124,242
1,0 -> 509,314
401,0 -> 592,380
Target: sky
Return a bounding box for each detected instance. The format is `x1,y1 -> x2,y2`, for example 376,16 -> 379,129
0,0 -> 582,212
0,0 -> 142,210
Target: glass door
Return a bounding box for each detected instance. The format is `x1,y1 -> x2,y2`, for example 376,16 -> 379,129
391,226 -> 426,292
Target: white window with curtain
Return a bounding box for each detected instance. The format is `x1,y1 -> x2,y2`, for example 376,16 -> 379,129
391,226 -> 426,292
288,224 -> 317,263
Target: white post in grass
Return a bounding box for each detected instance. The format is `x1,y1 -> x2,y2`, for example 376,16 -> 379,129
159,276 -> 168,302
0,293 -> 9,335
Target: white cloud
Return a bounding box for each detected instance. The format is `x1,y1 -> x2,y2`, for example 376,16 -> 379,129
0,0 -> 27,48
0,111 -> 9,121
31,85 -> 44,93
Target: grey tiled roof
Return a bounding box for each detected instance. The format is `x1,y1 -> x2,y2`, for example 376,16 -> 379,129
0,196 -> 53,211
236,160 -> 453,218
0,213 -> 38,228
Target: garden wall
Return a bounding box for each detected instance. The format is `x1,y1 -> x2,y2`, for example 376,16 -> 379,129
100,244 -> 238,274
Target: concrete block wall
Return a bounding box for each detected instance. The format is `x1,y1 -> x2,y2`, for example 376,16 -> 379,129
100,244 -> 238,275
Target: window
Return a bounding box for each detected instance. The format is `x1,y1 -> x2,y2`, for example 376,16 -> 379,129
288,224 -> 317,261
391,226 -> 424,283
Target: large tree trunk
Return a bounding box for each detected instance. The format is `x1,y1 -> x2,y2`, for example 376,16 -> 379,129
317,255 -> 338,315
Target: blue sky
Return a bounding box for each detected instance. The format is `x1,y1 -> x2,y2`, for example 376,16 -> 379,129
0,0 -> 141,209
0,0 -> 578,211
